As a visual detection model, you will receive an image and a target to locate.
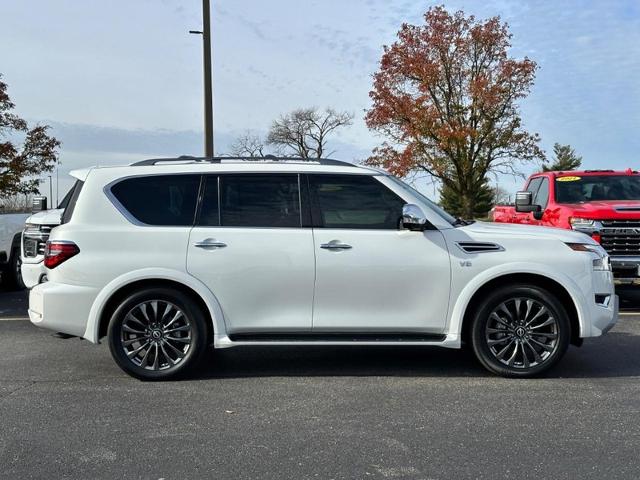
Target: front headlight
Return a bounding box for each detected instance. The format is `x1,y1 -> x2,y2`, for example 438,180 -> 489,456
569,217 -> 602,233
569,217 -> 595,228
565,243 -> 611,271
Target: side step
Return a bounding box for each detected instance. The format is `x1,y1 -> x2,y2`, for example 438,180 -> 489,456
228,332 -> 447,343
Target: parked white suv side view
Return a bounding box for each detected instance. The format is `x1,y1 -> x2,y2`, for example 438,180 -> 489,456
29,157 -> 618,380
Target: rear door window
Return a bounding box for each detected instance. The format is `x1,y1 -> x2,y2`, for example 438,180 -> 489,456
110,175 -> 200,226
219,174 -> 301,228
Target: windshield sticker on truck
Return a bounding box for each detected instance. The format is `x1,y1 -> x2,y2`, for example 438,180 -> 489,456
557,176 -> 581,182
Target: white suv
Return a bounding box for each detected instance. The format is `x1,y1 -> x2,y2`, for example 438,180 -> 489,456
29,157 -> 618,379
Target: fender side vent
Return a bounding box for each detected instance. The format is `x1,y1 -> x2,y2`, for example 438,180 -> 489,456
456,242 -> 504,253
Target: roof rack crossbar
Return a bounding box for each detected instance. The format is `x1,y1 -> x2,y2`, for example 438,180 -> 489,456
131,156 -> 356,167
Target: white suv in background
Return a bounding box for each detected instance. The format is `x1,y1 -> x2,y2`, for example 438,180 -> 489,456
29,157 -> 618,380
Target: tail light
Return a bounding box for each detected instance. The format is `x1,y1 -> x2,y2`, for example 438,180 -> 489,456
44,241 -> 80,269
591,232 -> 602,244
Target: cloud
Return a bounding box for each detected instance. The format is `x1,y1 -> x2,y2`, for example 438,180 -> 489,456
45,121 -> 370,165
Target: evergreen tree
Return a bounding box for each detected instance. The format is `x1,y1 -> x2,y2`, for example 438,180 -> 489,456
440,178 -> 495,219
542,143 -> 582,172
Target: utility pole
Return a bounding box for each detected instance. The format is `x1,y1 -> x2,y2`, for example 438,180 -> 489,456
190,0 -> 214,157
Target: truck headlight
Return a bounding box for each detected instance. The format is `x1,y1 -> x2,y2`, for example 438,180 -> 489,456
565,243 -> 611,271
569,217 -> 602,232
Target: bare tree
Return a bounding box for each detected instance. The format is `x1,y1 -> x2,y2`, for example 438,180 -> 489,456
0,193 -> 33,212
267,108 -> 353,158
228,130 -> 266,157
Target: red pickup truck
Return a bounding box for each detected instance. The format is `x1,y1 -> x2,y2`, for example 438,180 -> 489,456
492,169 -> 640,285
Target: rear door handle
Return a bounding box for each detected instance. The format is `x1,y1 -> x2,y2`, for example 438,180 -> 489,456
194,239 -> 227,249
320,241 -> 352,250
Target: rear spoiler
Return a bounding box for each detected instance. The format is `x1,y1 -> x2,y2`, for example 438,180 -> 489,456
69,167 -> 95,182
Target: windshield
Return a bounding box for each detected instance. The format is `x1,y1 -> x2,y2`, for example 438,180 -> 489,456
555,175 -> 640,203
384,175 -> 458,225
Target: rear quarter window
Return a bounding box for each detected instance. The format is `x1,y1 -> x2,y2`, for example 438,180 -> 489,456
61,180 -> 84,224
109,175 -> 201,226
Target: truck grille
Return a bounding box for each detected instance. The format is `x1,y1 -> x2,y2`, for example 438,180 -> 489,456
600,219 -> 640,256
22,225 -> 54,258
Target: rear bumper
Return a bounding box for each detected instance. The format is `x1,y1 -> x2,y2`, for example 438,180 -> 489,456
29,281 -> 98,340
21,260 -> 46,289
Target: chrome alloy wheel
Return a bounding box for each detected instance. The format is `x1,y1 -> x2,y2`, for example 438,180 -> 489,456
485,297 -> 559,369
120,300 -> 193,371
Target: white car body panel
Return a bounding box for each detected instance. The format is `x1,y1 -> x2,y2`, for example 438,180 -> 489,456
0,212 -> 29,259
187,227 -> 316,333
28,160 -> 617,358
312,228 -> 451,332
21,208 -> 64,288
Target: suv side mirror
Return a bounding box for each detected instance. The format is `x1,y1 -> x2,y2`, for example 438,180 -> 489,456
32,195 -> 48,213
401,204 -> 429,231
515,191 -> 541,214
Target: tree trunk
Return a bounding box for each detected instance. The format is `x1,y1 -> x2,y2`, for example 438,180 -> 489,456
460,191 -> 475,220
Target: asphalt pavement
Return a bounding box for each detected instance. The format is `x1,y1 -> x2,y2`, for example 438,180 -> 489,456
1,288 -> 640,479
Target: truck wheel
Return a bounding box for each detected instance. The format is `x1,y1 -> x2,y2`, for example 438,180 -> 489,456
4,247 -> 25,291
470,284 -> 570,378
107,288 -> 208,380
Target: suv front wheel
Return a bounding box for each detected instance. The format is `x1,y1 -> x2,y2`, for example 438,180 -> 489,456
470,284 -> 571,377
107,287 -> 208,380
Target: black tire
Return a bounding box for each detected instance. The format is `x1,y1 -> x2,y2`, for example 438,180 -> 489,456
107,287 -> 209,380
470,284 -> 571,378
3,247 -> 25,291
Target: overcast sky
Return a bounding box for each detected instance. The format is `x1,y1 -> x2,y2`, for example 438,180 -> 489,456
2,0 -> 640,200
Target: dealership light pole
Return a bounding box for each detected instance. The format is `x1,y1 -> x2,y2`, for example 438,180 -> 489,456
190,0 -> 214,157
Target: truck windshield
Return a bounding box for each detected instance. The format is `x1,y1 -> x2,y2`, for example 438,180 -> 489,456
555,175 -> 640,203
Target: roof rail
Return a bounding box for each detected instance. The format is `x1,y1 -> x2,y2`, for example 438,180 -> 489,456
583,169 -> 615,173
130,155 -> 356,167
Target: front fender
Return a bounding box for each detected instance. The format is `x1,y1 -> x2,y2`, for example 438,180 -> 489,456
447,262 -> 590,340
83,268 -> 227,343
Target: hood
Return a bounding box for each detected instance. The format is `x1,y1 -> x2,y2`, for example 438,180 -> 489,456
25,208 -> 64,226
560,200 -> 640,218
460,221 -> 596,244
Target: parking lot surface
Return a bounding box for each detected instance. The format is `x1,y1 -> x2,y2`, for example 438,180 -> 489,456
1,289 -> 640,479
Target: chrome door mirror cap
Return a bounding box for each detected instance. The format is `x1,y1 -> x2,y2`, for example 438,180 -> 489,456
401,204 -> 429,231
515,191 -> 541,214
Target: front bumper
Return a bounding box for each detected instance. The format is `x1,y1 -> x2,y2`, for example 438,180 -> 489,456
611,256 -> 640,285
590,294 -> 618,336
29,281 -> 98,339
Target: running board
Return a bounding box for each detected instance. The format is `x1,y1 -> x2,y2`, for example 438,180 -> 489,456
227,333 -> 447,342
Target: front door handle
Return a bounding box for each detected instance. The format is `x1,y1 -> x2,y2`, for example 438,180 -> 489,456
194,239 -> 227,249
320,241 -> 352,250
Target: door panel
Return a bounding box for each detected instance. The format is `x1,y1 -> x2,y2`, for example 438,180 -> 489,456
186,174 -> 315,334
312,229 -> 451,332
187,227 -> 315,333
306,173 -> 451,333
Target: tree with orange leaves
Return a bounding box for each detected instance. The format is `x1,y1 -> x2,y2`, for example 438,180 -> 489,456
365,6 -> 544,218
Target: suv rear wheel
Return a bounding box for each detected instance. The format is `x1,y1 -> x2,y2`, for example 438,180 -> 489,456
470,284 -> 570,377
107,287 -> 208,380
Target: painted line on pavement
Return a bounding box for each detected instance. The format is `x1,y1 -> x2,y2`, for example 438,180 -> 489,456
0,316 -> 29,321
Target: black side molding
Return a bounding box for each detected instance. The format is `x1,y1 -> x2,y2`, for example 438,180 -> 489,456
228,332 -> 447,342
